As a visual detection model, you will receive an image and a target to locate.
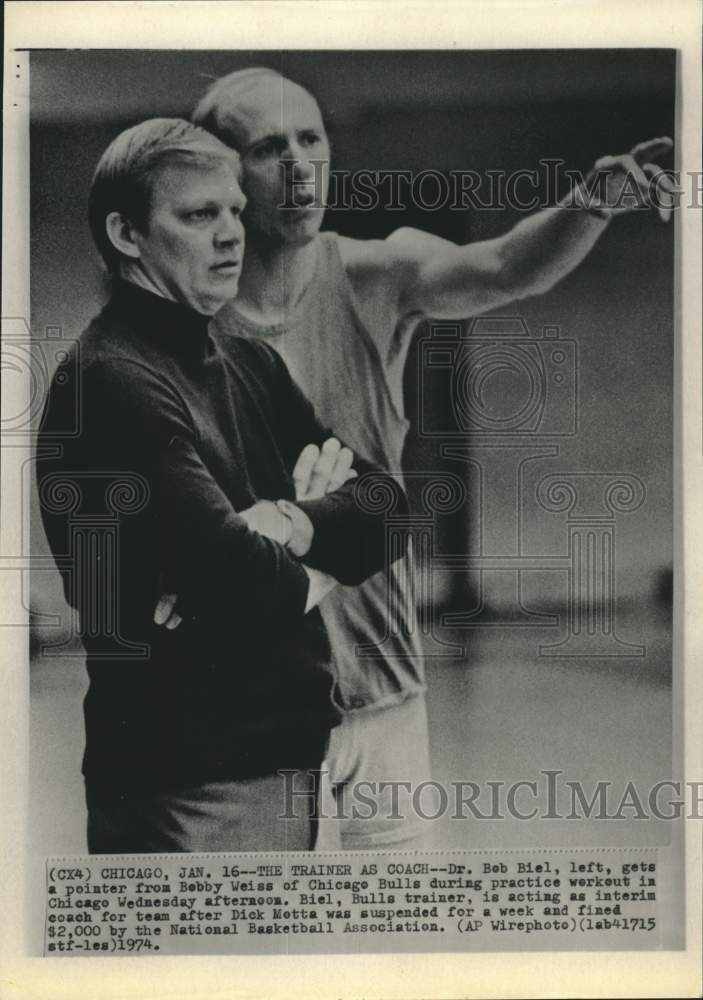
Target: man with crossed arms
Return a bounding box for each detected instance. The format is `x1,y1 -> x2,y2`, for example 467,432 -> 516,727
38,117 -> 404,853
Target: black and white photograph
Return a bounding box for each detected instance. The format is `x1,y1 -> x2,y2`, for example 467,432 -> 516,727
2,1 -> 701,998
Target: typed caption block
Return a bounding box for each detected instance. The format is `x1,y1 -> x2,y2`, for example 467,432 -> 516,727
44,848 -> 660,956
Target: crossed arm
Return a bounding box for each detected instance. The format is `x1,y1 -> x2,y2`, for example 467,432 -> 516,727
38,351 -> 403,637
148,342 -> 398,629
156,436 -> 357,628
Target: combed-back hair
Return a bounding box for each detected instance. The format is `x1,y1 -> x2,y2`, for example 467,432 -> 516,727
88,117 -> 240,272
191,67 -> 290,149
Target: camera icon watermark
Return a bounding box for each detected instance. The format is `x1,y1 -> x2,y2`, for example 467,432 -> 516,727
418,316 -> 577,439
390,314 -> 648,655
2,318 -> 83,639
1,318 -> 81,439
1,317 -> 148,657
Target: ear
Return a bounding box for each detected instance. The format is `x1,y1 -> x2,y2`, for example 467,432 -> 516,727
105,211 -> 142,260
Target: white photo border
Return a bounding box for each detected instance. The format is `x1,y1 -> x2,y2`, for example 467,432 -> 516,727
2,2 -> 701,998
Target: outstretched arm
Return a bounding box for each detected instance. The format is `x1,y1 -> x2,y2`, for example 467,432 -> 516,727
346,137 -> 675,333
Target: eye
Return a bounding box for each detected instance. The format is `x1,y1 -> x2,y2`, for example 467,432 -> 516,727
251,139 -> 281,161
299,131 -> 323,148
184,207 -> 216,222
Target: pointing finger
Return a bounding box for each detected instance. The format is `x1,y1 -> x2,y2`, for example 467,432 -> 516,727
629,136 -> 673,165
614,154 -> 652,208
642,163 -> 677,221
643,162 -> 682,220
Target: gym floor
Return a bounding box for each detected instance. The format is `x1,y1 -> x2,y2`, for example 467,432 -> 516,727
29,602 -> 674,856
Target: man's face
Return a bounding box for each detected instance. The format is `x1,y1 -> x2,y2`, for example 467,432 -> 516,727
232,79 -> 330,247
131,161 -> 246,315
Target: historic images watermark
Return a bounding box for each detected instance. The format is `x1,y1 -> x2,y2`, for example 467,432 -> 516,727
278,159 -> 694,214
280,770 -> 703,824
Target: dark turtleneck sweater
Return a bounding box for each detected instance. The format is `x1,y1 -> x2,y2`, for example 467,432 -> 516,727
37,280 -> 405,791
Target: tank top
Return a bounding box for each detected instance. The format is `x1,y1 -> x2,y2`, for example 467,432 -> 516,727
214,231 -> 426,710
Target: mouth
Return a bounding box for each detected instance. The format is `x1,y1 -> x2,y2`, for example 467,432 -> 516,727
284,189 -> 318,212
210,260 -> 241,276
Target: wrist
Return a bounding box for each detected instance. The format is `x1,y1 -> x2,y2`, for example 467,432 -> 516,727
580,202 -> 613,222
562,182 -> 613,222
239,499 -> 293,546
276,499 -> 313,557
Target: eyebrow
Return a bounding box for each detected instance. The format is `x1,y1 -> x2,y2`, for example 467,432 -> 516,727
177,197 -> 219,209
243,127 -> 323,157
243,133 -> 282,155
177,195 -> 243,211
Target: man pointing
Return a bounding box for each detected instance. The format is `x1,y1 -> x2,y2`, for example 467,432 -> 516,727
180,67 -> 674,850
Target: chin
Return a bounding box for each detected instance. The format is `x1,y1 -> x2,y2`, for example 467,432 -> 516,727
198,287 -> 240,316
282,221 -> 321,247
213,276 -> 241,298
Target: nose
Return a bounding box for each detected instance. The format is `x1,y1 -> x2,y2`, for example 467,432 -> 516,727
214,211 -> 243,247
283,142 -> 317,183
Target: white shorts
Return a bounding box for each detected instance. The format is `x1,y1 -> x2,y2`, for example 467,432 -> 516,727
316,693 -> 434,851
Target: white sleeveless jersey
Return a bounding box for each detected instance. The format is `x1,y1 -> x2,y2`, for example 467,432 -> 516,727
215,231 -> 426,710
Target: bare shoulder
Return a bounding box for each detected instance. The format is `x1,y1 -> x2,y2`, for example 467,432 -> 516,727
338,227 -> 441,266
385,226 -> 450,255
335,232 -> 393,274
336,227 -> 441,296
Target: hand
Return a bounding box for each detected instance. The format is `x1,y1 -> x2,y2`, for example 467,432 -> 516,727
153,591 -> 181,630
578,137 -> 678,221
293,437 -> 357,500
153,498 -> 301,632
239,499 -> 292,545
